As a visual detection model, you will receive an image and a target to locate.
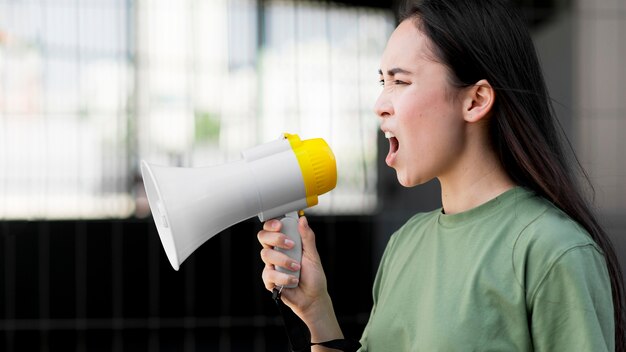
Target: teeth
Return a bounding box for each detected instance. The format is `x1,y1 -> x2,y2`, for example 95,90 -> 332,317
384,131 -> 395,139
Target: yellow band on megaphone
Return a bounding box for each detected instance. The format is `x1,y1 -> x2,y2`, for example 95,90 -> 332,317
284,133 -> 337,207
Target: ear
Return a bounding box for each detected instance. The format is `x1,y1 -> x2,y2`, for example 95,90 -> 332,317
462,79 -> 495,123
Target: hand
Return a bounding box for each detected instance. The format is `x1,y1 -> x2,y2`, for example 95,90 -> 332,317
257,216 -> 329,322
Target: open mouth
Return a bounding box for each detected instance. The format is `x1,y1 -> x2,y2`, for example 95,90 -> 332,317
385,131 -> 399,154
384,131 -> 399,165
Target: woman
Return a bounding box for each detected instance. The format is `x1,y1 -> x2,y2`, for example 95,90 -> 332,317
258,0 -> 625,350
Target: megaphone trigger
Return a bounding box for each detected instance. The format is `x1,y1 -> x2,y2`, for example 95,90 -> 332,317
274,211 -> 302,289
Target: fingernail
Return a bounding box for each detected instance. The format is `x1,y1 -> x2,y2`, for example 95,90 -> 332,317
290,262 -> 301,270
290,277 -> 299,285
301,216 -> 308,228
271,220 -> 280,230
284,238 -> 295,247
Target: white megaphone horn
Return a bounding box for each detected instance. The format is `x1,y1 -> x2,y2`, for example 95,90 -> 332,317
140,133 -> 337,287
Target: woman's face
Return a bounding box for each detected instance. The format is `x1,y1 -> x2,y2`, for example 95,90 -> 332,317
375,19 -> 467,187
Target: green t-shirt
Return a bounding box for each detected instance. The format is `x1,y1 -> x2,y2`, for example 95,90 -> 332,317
359,187 -> 614,351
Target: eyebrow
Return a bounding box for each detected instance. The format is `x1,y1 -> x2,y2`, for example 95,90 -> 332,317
378,67 -> 412,76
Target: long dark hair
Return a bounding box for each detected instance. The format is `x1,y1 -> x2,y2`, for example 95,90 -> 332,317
400,0 -> 625,349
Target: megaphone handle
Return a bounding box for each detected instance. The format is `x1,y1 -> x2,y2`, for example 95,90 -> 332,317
274,211 -> 302,288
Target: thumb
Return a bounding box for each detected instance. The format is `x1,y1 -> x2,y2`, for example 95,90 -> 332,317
298,216 -> 319,259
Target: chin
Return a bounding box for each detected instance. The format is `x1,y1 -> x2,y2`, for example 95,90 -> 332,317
395,170 -> 429,188
396,173 -> 418,188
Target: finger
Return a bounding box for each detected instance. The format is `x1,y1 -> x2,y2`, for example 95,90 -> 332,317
261,266 -> 299,290
263,219 -> 282,231
257,230 -> 296,250
261,266 -> 275,291
260,248 -> 301,272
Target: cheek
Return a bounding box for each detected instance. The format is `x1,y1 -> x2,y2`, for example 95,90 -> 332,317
402,103 -> 465,169
397,85 -> 450,120
395,86 -> 465,154
402,101 -> 460,149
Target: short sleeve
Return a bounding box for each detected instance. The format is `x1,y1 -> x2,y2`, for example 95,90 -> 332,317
529,244 -> 614,351
358,232 -> 400,351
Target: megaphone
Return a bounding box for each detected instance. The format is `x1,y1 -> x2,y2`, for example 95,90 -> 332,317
140,133 -> 337,287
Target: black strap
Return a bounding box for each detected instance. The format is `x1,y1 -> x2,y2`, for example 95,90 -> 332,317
312,339 -> 363,351
273,288 -> 312,351
272,288 -> 361,352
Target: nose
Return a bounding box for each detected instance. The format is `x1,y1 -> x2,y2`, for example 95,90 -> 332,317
373,91 -> 393,118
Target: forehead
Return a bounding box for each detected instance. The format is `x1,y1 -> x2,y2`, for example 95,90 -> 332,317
380,19 -> 434,72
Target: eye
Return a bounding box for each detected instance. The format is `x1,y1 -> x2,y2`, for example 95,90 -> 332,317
394,80 -> 407,85
379,79 -> 385,87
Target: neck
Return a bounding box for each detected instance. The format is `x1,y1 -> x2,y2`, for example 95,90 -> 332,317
438,145 -> 515,215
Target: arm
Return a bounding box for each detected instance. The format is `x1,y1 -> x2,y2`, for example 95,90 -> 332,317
258,216 -> 345,351
529,244 -> 614,351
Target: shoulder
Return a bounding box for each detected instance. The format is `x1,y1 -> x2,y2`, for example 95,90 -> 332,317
377,209 -> 441,266
524,211 -> 614,350
510,194 -> 606,301
388,209 -> 441,243
516,197 -> 600,257
402,208 -> 443,233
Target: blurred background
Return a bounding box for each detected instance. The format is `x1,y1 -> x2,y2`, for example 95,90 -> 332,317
0,0 -> 624,351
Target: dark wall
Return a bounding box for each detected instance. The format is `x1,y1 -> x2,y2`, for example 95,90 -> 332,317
0,217 -> 373,351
